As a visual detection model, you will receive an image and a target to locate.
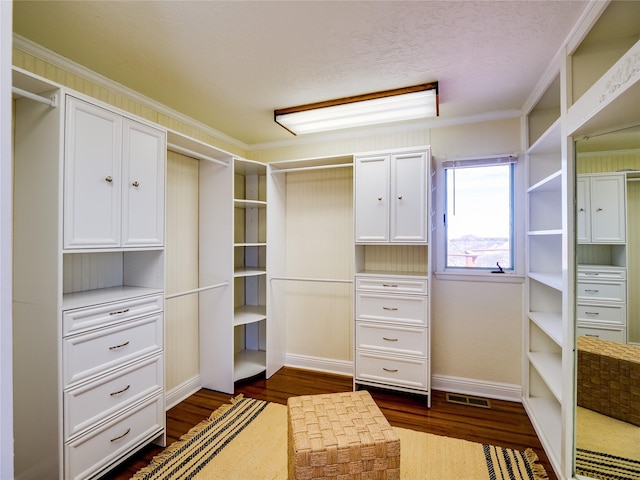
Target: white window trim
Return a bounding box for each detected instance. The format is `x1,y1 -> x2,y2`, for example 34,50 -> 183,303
434,154 -> 525,282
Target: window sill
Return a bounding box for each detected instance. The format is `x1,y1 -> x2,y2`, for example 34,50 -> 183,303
434,271 -> 525,284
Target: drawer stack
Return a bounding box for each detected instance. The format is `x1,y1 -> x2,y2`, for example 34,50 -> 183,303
576,265 -> 627,343
354,275 -> 430,403
62,291 -> 165,479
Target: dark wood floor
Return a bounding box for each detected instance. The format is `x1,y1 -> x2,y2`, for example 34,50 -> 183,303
102,367 -> 557,480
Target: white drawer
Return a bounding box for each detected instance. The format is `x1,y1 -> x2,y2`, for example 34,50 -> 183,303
577,266 -> 626,281
356,292 -> 427,326
355,351 -> 428,390
356,322 -> 427,356
576,303 -> 626,326
64,354 -> 163,440
355,276 -> 428,295
63,294 -> 163,337
577,280 -> 626,303
63,314 -> 163,387
577,324 -> 626,343
65,394 -> 164,480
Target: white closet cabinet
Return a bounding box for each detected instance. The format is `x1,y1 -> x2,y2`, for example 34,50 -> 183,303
64,96 -> 165,249
355,151 -> 428,244
353,147 -> 431,405
577,174 -> 626,244
13,73 -> 166,480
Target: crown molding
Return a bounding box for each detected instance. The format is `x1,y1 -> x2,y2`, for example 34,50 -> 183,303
12,34 -> 250,152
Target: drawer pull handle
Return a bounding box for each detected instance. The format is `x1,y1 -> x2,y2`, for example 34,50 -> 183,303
382,307 -> 398,311
110,428 -> 131,442
109,308 -> 130,316
382,284 -> 398,288
109,341 -> 130,351
585,334 -> 600,338
382,337 -> 398,342
110,384 -> 131,396
584,289 -> 599,293
584,273 -> 600,276
585,312 -> 600,316
383,368 -> 398,373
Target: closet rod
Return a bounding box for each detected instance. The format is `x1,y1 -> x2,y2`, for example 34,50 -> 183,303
167,143 -> 229,167
165,282 -> 228,300
270,163 -> 353,174
12,87 -> 58,107
270,276 -> 353,284
627,178 -> 640,182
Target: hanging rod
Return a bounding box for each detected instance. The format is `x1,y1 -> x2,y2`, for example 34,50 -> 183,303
270,163 -> 353,174
12,87 -> 58,107
167,142 -> 230,167
627,178 -> 640,182
270,276 -> 353,284
165,282 -> 228,300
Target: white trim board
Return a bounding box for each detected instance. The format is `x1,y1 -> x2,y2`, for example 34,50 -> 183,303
285,354 -> 354,378
164,375 -> 202,411
431,374 -> 522,403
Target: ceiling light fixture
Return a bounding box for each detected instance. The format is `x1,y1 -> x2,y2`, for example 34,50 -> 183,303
274,82 -> 439,135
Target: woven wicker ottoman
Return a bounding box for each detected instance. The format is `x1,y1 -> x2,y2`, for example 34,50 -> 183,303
287,390 -> 400,480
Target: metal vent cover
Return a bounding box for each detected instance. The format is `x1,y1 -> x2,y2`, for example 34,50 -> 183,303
445,393 -> 491,408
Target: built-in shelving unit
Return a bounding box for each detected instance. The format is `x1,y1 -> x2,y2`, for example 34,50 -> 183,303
523,2 -> 640,479
233,159 -> 268,381
523,69 -> 568,478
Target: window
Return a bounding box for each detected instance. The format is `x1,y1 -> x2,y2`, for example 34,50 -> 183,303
443,157 -> 516,271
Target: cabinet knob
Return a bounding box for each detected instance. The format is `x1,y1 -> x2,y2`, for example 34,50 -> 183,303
377,196 -> 382,201
596,208 -> 603,212
105,176 -> 113,183
397,195 -> 403,200
132,181 -> 140,187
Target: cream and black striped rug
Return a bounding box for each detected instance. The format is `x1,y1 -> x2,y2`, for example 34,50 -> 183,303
132,396 -> 547,480
576,448 -> 640,480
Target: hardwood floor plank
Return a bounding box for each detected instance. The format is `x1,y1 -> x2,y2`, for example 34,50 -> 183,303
100,367 -> 558,480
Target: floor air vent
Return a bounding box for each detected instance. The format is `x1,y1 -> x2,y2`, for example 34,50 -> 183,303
446,393 -> 491,408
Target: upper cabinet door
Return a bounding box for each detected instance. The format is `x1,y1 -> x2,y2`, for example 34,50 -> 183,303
355,155 -> 390,242
576,176 -> 591,243
64,96 -> 122,249
121,119 -> 165,247
590,174 -> 626,243
390,152 -> 427,243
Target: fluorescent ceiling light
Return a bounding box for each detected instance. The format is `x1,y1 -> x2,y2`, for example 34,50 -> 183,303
275,82 -> 439,135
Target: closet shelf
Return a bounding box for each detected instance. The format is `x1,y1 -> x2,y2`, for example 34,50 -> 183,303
234,306 -> 267,326
527,118 -> 561,155
523,397 -> 562,464
528,272 -> 562,291
234,199 -> 267,208
528,312 -> 563,346
527,229 -> 563,237
234,267 -> 267,277
528,351 -> 563,402
234,350 -> 266,382
527,170 -> 561,193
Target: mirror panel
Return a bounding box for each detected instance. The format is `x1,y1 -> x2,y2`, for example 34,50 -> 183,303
574,125 -> 640,479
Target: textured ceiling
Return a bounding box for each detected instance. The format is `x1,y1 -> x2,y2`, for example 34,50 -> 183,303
13,1 -> 591,146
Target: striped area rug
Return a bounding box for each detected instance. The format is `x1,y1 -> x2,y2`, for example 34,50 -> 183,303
576,448 -> 640,480
132,396 -> 547,480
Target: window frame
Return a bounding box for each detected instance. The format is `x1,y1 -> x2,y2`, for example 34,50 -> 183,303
435,155 -> 524,282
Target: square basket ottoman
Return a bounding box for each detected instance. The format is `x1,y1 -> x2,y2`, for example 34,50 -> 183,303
287,390 -> 400,480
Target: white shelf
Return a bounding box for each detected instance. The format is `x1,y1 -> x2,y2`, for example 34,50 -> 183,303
234,349 -> 266,381
527,118 -> 561,155
62,286 -> 163,311
527,229 -> 563,236
234,305 -> 266,326
234,199 -> 267,208
234,267 -> 267,277
528,272 -> 563,291
522,396 -> 562,472
529,312 -> 563,346
234,158 -> 267,176
527,170 -> 562,193
528,351 -> 563,402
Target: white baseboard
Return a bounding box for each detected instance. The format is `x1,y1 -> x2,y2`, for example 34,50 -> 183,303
165,374 -> 202,410
283,355 -> 521,403
431,374 -> 522,403
285,354 -> 354,377
164,365 -> 522,409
